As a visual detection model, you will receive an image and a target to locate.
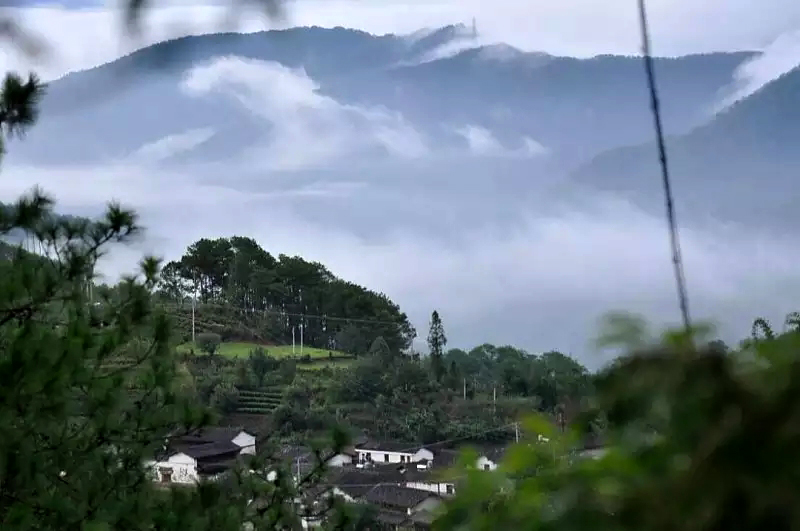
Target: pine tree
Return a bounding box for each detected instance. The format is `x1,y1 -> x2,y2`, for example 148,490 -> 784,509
427,310 -> 447,382
0,72 -> 350,530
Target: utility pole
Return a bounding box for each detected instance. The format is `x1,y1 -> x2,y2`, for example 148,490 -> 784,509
493,386 -> 497,417
515,422 -> 520,443
463,378 -> 466,400
300,322 -> 304,355
292,327 -> 296,354
191,287 -> 196,345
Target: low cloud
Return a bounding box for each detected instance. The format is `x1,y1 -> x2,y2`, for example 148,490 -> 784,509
131,127 -> 216,163
456,125 -> 548,158
181,56 -> 428,170
713,28 -> 800,113
1,155 -> 799,368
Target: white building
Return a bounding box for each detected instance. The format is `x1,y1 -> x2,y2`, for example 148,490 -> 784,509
146,427 -> 257,485
354,442 -> 434,466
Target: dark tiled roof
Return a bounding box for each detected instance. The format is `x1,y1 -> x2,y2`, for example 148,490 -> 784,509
364,484 -> 437,510
430,449 -> 461,470
179,426 -> 250,445
197,457 -> 239,475
475,442 -> 512,462
336,484 -> 375,499
376,509 -> 410,526
411,510 -> 437,525
177,441 -> 243,460
356,441 -> 423,453
329,466 -> 408,486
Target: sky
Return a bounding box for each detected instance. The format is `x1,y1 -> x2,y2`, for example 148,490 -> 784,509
1,0 -> 800,365
1,0 -> 800,80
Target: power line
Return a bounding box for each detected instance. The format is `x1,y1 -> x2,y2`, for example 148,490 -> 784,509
637,0 -> 692,337
354,423 -> 520,457
169,300 -> 410,328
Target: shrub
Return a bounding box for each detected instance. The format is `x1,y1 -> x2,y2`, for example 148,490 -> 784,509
196,332 -> 222,355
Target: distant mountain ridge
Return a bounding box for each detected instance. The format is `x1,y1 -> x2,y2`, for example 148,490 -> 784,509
6,25 -> 756,169
573,64 -> 800,228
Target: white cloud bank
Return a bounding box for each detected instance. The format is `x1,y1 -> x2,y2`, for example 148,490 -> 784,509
2,153 -> 800,368
180,56 -> 428,170
456,125 -> 548,158
714,29 -> 800,113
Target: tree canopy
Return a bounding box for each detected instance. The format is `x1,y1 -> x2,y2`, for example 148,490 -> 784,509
158,236 -> 416,354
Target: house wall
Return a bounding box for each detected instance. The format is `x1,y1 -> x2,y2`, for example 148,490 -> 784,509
476,456 -> 498,471
355,447 -> 436,465
414,449 -> 435,462
412,497 -> 442,515
329,453 -> 353,467
232,431 -> 257,455
405,481 -> 455,496
146,452 -> 199,484
579,448 -> 607,460
357,450 -> 409,464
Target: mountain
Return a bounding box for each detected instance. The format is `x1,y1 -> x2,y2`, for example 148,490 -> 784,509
5,26 -> 754,168
572,65 -> 800,228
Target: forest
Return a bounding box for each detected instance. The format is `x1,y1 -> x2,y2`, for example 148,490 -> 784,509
156,237 -> 416,354
126,237 -> 595,445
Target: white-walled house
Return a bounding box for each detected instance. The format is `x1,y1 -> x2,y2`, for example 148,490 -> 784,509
331,481 -> 442,529
179,427 -> 257,455
147,452 -> 199,485
476,455 -> 499,471
405,476 -> 455,496
146,427 -> 257,485
354,442 -> 434,466
231,430 -> 257,455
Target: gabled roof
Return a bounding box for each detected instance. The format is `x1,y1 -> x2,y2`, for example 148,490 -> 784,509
329,466 -> 408,486
376,509 -> 410,526
355,441 -> 425,453
364,484 -> 437,509
430,449 -> 461,470
176,441 -> 243,460
178,426 -> 252,445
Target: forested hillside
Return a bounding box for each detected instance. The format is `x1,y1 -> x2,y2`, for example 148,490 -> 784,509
87,235 -> 594,444
573,65 -> 800,228
156,236 -> 416,354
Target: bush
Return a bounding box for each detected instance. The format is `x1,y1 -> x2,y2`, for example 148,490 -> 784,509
196,332 -> 222,355
210,382 -> 239,415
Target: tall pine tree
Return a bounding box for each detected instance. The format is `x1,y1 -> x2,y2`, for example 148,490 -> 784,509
427,310 -> 447,382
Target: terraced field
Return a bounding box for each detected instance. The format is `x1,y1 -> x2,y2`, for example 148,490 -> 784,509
235,385 -> 284,414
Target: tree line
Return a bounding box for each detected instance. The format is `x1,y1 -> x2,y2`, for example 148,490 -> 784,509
156,236 -> 416,354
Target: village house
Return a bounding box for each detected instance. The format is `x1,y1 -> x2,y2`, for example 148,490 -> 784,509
146,426 -> 256,485
332,479 -> 442,531
354,441 -> 434,466
474,443 -> 510,471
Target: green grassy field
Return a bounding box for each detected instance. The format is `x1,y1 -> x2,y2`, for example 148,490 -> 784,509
177,341 -> 349,361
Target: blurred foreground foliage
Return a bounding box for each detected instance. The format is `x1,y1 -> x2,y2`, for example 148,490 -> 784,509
436,315 -> 800,531
0,189 -> 356,530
